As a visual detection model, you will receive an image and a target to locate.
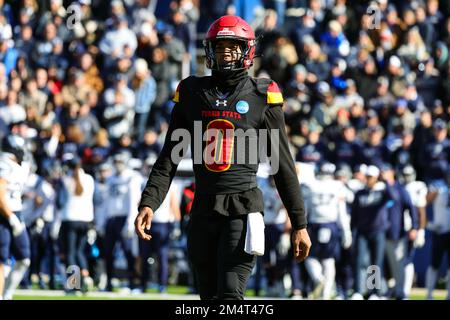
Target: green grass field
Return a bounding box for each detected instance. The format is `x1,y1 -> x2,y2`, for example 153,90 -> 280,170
11,286 -> 447,300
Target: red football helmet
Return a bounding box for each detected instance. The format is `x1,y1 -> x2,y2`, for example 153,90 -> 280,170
203,15 -> 256,71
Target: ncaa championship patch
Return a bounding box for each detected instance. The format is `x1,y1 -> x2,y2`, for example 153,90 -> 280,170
236,100 -> 249,114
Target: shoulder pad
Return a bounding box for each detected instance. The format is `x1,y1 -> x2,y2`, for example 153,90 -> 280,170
172,76 -> 208,103
172,76 -> 194,103
173,82 -> 181,103
254,78 -> 284,106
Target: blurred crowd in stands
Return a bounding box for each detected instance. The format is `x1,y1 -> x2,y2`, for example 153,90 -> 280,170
1,0 -> 450,299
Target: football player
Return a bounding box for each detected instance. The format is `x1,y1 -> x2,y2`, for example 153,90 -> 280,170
135,15 -> 310,300
425,175 -> 450,300
0,136 -> 30,300
302,163 -> 352,299
401,165 -> 427,298
104,151 -> 142,291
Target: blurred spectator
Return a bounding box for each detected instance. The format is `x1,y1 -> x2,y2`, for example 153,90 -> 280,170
415,58 -> 440,107
261,34 -> 297,85
304,42 -> 330,83
312,81 -> 339,128
135,129 -> 162,163
415,4 -> 435,51
320,20 -> 350,60
0,89 -> 26,125
368,76 -> 396,111
75,101 -> 100,145
397,27 -> 429,66
353,56 -> 378,103
35,68 -> 51,96
175,0 -> 200,74
158,23 -> 186,84
290,9 -> 318,55
99,15 -> 137,69
148,46 -> 171,129
83,129 -> 111,174
19,77 -> 47,116
295,123 -> 328,165
389,129 -> 415,171
131,58 -> 157,142
61,69 -> 90,107
14,25 -> 34,60
385,55 -> 408,98
387,98 -> 416,133
0,34 -> 18,75
331,124 -> 362,170
79,52 -> 104,93
31,22 -> 62,69
358,125 -> 388,167
135,21 -> 159,63
256,9 -> 283,57
102,74 -> 135,141
0,0 -> 13,26
420,119 -> 450,183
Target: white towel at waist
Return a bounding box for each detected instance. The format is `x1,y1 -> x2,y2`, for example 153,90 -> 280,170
244,212 -> 265,256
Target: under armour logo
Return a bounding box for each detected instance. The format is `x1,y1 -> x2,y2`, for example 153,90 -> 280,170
216,100 -> 227,107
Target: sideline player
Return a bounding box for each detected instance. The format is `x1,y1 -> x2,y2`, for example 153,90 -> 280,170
0,137 -> 30,300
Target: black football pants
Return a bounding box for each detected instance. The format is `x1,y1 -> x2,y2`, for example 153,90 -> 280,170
187,213 -> 256,300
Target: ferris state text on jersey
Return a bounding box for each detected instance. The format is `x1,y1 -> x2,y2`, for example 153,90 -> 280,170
171,75 -> 283,192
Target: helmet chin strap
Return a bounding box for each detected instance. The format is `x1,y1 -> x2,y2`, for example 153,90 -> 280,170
215,60 -> 240,71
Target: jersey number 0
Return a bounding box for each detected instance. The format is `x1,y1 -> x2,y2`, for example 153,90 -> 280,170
204,119 -> 235,172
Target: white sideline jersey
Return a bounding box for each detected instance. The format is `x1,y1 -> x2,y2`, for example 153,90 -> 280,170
261,183 -> 286,225
106,169 -> 143,219
94,180 -> 110,230
404,180 -> 427,231
405,181 -> 428,208
152,183 -> 180,223
302,178 -> 347,224
22,173 -> 55,225
0,154 -> 28,212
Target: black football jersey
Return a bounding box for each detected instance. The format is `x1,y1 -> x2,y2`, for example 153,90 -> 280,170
172,75 -> 283,194
140,75 -> 307,229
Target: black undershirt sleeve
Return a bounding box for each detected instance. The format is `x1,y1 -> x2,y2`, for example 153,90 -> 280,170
138,102 -> 187,212
262,105 -> 307,230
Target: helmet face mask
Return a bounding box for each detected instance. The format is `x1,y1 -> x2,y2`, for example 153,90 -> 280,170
206,39 -> 246,71
1,135 -> 25,164
204,15 -> 256,71
401,165 -> 416,184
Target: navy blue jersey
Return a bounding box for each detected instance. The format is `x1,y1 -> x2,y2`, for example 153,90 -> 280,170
351,183 -> 392,235
385,182 -> 418,240
358,142 -> 389,167
332,138 -> 362,169
422,138 -> 450,181
296,140 -> 329,164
